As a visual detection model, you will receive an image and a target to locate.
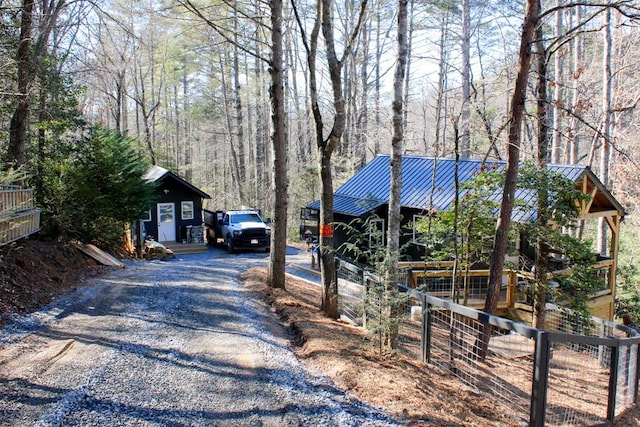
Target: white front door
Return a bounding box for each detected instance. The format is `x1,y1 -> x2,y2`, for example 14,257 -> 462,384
157,203 -> 176,242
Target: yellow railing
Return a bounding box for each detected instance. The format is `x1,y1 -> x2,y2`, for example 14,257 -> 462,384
0,187 -> 41,246
399,260 -> 615,319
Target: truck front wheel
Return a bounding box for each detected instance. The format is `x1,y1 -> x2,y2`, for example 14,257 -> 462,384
226,235 -> 235,253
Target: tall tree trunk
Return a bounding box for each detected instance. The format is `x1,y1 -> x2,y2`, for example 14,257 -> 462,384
6,0 -> 35,168
6,0 -> 66,168
318,0 -> 343,319
267,0 -> 288,289
598,7 -> 612,256
478,0 -> 540,360
356,19 -> 369,170
254,45 -> 268,209
432,9 -> 449,154
551,0 -> 563,164
373,3 -> 382,156
460,0 -> 471,158
383,0 -> 408,351
233,2 -> 246,186
401,0 -> 414,141
566,6 -> 582,165
287,26 -> 308,168
293,0 -> 368,318
174,85 -> 181,171
533,25 -> 550,329
220,52 -> 244,203
182,65 -> 192,181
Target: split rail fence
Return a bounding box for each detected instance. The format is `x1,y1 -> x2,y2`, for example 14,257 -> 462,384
0,186 -> 41,247
335,257 -> 639,427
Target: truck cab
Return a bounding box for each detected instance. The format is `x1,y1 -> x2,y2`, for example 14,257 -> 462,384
220,210 -> 271,253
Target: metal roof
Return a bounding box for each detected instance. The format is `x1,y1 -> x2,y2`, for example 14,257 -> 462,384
334,156 -> 507,212
308,155 -> 624,218
307,194 -> 385,217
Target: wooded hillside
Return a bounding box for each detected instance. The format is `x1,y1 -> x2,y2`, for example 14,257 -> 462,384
1,0 -> 640,253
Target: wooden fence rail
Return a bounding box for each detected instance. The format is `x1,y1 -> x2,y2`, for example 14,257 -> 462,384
0,188 -> 41,246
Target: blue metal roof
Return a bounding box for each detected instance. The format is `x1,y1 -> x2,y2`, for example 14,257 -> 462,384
334,156 -> 508,212
307,194 -> 385,217
307,155 -> 626,218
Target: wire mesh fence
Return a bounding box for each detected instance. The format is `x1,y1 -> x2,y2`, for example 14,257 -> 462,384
333,257 -> 640,426
414,297 -> 537,425
542,305 -> 640,424
336,258 -> 365,325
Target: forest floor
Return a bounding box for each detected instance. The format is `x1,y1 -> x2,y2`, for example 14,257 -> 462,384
1,239 -> 639,426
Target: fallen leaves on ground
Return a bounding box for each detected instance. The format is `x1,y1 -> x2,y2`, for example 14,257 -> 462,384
240,267 -> 520,427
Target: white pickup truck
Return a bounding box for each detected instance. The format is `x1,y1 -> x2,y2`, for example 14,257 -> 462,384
203,209 -> 271,253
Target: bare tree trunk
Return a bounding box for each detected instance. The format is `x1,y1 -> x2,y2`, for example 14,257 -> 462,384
293,0 -> 368,318
598,7 -> 612,256
356,19 -> 369,170
373,3 -> 382,156
452,121 -> 461,303
6,0 -> 66,168
267,0 -> 288,289
318,0 -> 343,319
115,70 -> 126,134
401,0 -> 413,141
254,44 -> 268,209
551,0 -> 564,164
432,9 -> 450,154
533,25 -> 550,329
342,13 -> 355,160
149,35 -> 159,164
220,52 -> 244,203
287,25 -> 308,168
174,84 -> 181,171
478,0 -> 540,360
460,0 -> 471,158
182,65 -> 192,181
383,0 -> 408,351
134,62 -> 158,166
6,0 -> 35,168
566,6 -> 582,165
233,2 -> 246,185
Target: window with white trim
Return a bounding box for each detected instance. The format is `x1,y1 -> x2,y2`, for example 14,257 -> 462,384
181,201 -> 194,220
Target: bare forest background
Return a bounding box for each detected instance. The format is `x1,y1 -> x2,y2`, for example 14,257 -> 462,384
2,0 -> 640,277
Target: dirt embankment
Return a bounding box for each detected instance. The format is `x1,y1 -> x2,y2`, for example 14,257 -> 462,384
0,239 -> 105,326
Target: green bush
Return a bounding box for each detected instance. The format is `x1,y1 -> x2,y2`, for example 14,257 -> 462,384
37,127 -> 155,252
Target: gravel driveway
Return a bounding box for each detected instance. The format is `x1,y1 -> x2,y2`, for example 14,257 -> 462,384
0,246 -> 399,426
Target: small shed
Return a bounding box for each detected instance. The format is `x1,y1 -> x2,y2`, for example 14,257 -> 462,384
142,166 -> 211,244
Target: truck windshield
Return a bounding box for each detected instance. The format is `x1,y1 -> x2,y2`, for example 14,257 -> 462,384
231,213 -> 262,223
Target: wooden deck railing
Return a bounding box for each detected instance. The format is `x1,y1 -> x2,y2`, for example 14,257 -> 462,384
0,187 -> 41,246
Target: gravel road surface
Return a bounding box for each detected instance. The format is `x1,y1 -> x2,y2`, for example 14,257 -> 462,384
0,246 -> 399,426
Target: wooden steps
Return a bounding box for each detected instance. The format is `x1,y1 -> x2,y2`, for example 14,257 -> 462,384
159,241 -> 208,255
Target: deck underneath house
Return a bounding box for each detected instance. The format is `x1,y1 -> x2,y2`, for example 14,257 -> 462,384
399,258 -> 617,326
